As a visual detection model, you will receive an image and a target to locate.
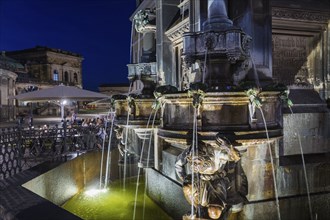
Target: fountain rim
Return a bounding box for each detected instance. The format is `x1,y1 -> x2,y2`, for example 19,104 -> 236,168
112,90 -> 282,101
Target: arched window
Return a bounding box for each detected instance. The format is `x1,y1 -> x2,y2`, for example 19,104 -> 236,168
53,70 -> 59,81
74,72 -> 78,83
64,71 -> 69,82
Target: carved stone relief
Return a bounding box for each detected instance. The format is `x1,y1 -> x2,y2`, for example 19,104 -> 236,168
272,35 -> 311,85
134,9 -> 156,33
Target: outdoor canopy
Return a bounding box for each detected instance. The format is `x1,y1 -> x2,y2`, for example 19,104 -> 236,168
9,84 -> 110,119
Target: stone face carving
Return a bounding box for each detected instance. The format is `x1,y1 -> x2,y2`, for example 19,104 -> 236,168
175,133 -> 248,219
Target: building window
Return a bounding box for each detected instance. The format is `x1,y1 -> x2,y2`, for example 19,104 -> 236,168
74,73 -> 78,83
53,70 -> 59,81
64,71 -> 69,82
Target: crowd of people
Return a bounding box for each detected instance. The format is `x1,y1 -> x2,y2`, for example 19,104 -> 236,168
75,115 -> 109,149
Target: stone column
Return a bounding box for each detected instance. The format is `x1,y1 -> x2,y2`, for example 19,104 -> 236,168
203,0 -> 233,31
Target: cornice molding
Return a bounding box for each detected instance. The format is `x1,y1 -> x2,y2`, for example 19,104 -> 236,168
272,7 -> 330,23
165,18 -> 189,43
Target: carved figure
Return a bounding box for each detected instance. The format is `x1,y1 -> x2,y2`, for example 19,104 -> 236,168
175,133 -> 248,219
114,126 -> 125,157
114,125 -> 138,164
134,10 -> 149,33
133,9 -> 155,33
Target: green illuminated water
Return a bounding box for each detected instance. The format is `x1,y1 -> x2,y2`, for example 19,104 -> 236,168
62,178 -> 172,220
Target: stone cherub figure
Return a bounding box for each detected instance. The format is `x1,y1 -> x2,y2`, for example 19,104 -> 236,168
175,133 -> 248,219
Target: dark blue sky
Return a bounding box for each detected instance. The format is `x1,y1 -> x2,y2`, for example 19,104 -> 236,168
0,0 -> 136,91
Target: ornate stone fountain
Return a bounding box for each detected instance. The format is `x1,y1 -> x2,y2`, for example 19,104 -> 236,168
114,0 -> 330,219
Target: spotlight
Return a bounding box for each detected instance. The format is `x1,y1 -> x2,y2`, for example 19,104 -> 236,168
84,188 -> 108,197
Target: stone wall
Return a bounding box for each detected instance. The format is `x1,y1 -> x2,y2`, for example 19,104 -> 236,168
22,151 -> 105,206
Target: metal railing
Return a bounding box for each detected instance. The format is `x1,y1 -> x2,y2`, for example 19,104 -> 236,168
0,122 -> 111,180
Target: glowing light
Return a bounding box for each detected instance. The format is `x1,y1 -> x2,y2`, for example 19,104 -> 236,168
84,188 -> 108,197
62,100 -> 68,105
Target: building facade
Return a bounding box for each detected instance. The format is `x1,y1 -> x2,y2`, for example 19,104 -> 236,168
0,52 -> 19,122
7,46 -> 83,93
2,46 -> 84,119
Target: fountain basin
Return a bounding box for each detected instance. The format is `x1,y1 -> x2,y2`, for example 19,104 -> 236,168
0,150 -> 170,219
162,91 -> 282,131
114,98 -> 160,123
22,151 -> 105,205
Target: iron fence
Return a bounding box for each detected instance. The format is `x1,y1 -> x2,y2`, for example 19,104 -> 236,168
0,123 -> 110,180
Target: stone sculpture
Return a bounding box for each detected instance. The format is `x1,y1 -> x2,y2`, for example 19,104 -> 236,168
175,133 -> 248,219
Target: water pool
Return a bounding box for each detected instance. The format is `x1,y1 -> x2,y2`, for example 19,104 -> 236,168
62,178 -> 172,220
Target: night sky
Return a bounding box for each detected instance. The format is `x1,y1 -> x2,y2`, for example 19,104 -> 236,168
0,0 -> 136,91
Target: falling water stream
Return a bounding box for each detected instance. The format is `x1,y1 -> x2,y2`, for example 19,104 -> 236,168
133,108 -> 156,220
98,106 -> 117,189
123,82 -> 134,190
297,133 -> 313,220
123,107 -> 131,191
142,106 -> 161,220
190,107 -> 198,217
104,111 -> 115,189
288,106 -> 313,220
258,108 -> 281,220
99,113 -> 109,188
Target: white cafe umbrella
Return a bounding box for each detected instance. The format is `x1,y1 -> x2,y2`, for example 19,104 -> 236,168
9,84 -> 110,119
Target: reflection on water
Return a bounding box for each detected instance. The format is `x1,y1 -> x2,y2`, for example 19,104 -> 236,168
62,178 -> 172,220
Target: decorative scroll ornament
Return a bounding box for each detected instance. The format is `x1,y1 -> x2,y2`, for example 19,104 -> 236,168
133,9 -> 156,33
203,32 -> 218,50
137,63 -> 152,76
